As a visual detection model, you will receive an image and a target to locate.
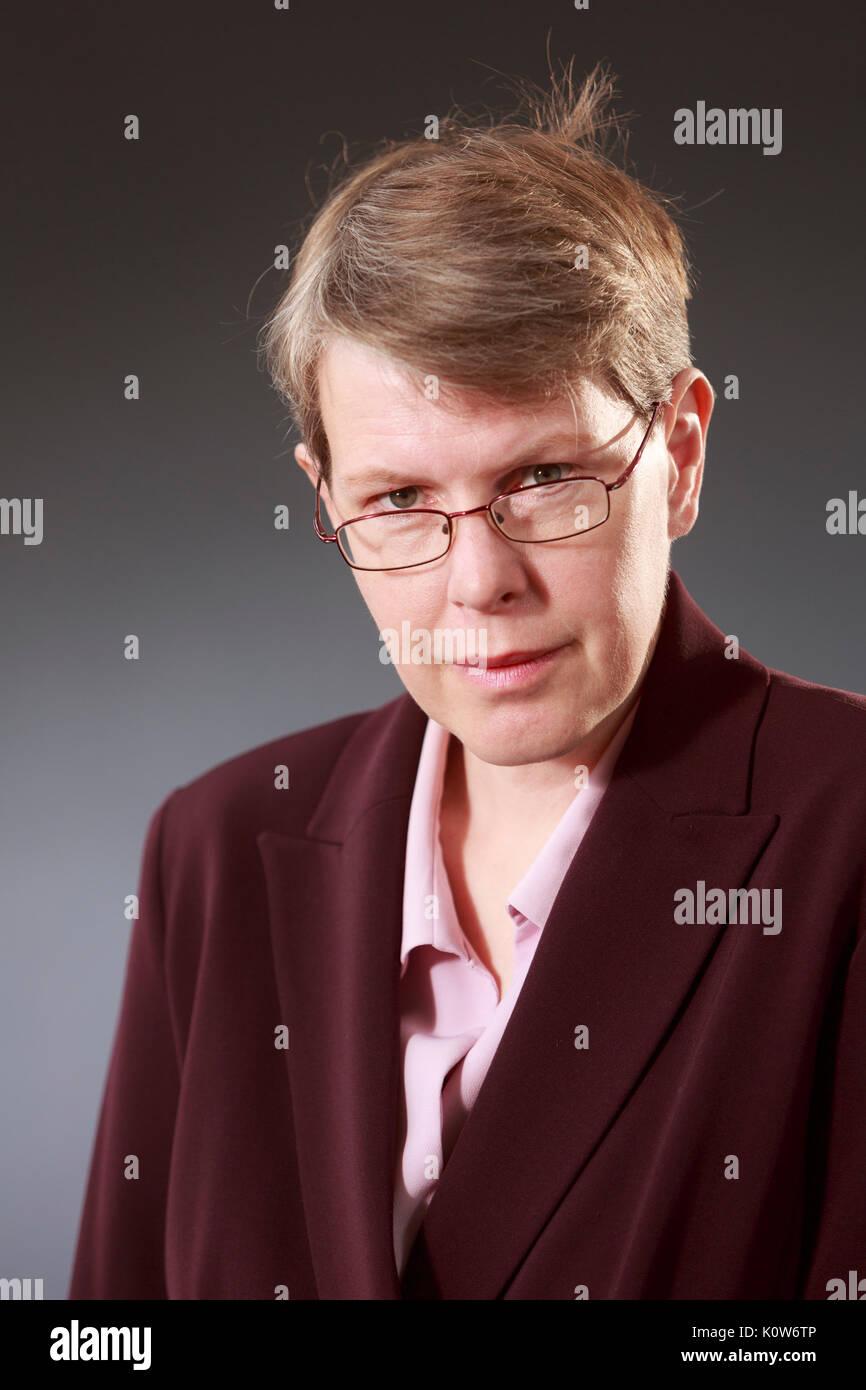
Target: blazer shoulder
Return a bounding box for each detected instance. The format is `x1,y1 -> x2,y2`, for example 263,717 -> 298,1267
755,665 -> 866,797
763,665 -> 866,734
155,698 -> 403,855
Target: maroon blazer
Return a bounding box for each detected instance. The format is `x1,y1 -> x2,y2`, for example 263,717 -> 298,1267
69,569 -> 866,1300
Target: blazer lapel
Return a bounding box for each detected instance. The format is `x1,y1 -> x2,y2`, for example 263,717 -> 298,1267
401,571 -> 781,1298
257,693 -> 426,1299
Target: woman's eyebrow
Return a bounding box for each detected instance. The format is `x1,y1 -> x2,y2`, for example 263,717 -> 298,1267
340,432 -> 594,492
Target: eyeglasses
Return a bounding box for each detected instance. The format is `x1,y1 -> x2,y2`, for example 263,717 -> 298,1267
314,400 -> 663,572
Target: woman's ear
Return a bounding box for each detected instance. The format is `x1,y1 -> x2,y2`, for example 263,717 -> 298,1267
295,442 -> 340,531
294,441 -> 318,485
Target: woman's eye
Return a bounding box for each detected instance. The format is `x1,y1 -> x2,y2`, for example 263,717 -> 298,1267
526,463 -> 565,485
378,486 -> 420,510
369,463 -> 570,510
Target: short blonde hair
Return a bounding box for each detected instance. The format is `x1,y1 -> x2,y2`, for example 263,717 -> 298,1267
260,59 -> 695,487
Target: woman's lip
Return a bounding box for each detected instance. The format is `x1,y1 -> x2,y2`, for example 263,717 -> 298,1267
452,644 -> 567,689
483,648 -> 559,667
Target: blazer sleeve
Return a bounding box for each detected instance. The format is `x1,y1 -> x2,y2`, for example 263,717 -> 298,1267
68,792 -> 181,1299
799,916 -> 866,1299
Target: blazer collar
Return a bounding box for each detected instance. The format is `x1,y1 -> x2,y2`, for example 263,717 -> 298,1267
257,568 -> 779,1298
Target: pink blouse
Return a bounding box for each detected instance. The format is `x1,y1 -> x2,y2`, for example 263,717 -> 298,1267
393,700 -> 640,1277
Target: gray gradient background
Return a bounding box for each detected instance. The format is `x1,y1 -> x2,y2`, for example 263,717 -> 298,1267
2,0 -> 863,1297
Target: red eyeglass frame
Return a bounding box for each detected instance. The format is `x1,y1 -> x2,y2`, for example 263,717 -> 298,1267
313,399 -> 664,571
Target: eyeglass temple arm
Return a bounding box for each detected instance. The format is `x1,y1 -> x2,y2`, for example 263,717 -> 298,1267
314,473 -> 339,542
607,400 -> 663,492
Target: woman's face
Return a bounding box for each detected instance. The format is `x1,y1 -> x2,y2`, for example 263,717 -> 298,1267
297,336 -> 706,769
